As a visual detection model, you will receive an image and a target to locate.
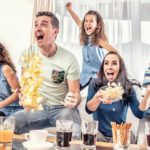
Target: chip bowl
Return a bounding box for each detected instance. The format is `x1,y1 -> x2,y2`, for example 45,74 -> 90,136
99,83 -> 124,103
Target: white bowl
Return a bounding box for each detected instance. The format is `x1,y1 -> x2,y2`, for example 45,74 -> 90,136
99,84 -> 124,103
23,141 -> 53,150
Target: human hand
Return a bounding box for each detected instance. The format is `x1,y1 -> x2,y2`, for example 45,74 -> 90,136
147,85 -> 150,91
64,92 -> 78,108
19,94 -> 31,112
11,88 -> 20,93
100,98 -> 113,104
98,90 -> 113,104
66,2 -> 72,11
145,85 -> 150,99
19,94 -> 43,111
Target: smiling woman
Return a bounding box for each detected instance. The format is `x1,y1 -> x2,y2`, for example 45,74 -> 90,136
103,53 -> 120,82
85,51 -> 150,143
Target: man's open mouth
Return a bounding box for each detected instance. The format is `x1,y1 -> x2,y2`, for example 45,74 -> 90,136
36,34 -> 44,41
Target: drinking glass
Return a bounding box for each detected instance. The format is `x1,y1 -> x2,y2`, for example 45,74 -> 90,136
56,119 -> 73,149
81,121 -> 98,150
145,122 -> 150,150
0,116 -> 15,150
112,124 -> 130,150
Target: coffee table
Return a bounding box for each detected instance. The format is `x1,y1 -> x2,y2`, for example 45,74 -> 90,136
12,134 -> 147,150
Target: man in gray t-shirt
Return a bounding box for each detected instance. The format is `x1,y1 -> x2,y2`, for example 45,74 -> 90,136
13,11 -> 81,137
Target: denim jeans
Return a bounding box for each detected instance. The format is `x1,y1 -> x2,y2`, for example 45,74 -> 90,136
12,105 -> 81,137
0,106 -> 23,116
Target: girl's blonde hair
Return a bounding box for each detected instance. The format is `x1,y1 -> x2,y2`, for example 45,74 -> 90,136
0,43 -> 16,73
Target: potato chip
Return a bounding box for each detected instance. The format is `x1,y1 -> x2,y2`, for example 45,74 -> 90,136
100,82 -> 124,101
20,55 -> 43,110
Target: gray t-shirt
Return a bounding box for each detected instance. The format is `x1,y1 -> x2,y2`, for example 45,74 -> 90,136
19,45 -> 80,105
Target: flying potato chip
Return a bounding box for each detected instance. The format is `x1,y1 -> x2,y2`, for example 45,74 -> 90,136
20,55 -> 43,110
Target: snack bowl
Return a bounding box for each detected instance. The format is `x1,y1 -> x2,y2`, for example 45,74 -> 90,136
99,83 -> 124,103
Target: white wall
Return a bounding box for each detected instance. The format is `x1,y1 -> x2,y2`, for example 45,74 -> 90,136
0,0 -> 34,77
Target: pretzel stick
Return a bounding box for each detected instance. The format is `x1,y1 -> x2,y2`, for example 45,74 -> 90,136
111,122 -> 132,146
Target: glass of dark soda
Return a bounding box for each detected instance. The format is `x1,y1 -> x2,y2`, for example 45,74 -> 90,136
81,121 -> 98,150
56,119 -> 73,149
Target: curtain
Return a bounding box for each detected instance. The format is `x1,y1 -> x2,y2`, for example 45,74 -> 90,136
31,0 -> 55,43
54,0 -> 150,83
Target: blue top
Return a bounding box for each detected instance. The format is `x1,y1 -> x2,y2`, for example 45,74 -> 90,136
86,81 -> 147,137
80,38 -> 106,86
0,64 -> 19,107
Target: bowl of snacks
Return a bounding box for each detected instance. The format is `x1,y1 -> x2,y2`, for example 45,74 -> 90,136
99,82 -> 124,103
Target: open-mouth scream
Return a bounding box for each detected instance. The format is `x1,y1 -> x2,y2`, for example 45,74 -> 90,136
107,72 -> 114,76
37,34 -> 44,41
105,71 -> 116,81
86,27 -> 92,31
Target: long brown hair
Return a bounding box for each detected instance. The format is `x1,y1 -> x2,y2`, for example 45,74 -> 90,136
0,43 -> 16,73
95,51 -> 141,97
80,10 -> 108,45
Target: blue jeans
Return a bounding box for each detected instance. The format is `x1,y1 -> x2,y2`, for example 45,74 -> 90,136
0,106 -> 23,116
12,105 -> 81,137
